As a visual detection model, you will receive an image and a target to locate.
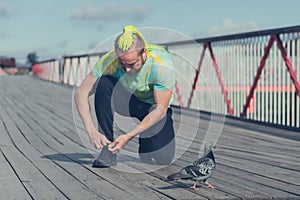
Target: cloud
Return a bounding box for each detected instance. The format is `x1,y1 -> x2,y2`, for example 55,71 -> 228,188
71,2 -> 150,22
0,47 -> 30,63
58,40 -> 69,48
140,27 -> 193,44
0,31 -> 9,38
87,40 -> 98,49
207,19 -> 260,36
0,3 -> 13,18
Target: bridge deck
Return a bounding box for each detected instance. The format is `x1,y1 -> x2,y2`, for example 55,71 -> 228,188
0,76 -> 299,200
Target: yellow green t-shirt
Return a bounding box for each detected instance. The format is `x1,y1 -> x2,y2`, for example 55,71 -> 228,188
91,45 -> 176,105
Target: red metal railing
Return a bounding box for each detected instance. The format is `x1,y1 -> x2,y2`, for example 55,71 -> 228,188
32,25 -> 300,128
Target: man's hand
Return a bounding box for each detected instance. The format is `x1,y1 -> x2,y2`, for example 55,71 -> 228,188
108,134 -> 132,154
88,130 -> 111,149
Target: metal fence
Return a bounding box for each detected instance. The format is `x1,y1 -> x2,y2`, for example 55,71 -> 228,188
32,25 -> 300,128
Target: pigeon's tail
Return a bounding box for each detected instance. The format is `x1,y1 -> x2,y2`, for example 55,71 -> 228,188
167,167 -> 194,181
167,172 -> 182,181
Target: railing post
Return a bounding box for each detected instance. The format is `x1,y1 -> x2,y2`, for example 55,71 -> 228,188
241,35 -> 276,117
275,34 -> 300,96
174,81 -> 183,107
207,42 -> 234,116
187,43 -> 207,108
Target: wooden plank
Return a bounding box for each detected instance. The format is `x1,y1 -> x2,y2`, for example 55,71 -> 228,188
0,148 -> 32,200
214,164 -> 300,198
0,90 -> 15,146
1,146 -> 69,200
0,116 -> 13,146
218,154 -> 300,187
218,129 -> 300,153
218,146 -> 300,174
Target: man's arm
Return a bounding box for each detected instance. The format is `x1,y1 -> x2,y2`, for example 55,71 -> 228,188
108,89 -> 172,153
75,73 -> 111,148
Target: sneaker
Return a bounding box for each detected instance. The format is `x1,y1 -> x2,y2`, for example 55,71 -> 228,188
92,146 -> 117,168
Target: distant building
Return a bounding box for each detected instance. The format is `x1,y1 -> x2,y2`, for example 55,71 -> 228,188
16,62 -> 32,75
0,56 -> 16,68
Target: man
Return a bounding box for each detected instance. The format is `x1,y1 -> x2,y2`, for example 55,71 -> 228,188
75,25 -> 176,167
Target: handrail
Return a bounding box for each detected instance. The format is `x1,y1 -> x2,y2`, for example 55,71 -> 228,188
161,25 -> 300,47
35,25 -> 300,62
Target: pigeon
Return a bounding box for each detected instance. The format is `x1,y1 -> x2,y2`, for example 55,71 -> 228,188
167,145 -> 216,190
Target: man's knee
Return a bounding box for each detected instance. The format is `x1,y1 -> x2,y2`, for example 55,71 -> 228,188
154,154 -> 173,165
138,152 -> 173,165
139,139 -> 175,165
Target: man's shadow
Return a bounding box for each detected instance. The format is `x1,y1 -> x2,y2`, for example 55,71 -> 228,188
41,153 -> 94,165
40,152 -> 142,165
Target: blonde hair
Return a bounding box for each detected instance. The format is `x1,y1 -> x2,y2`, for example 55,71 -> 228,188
115,25 -> 147,54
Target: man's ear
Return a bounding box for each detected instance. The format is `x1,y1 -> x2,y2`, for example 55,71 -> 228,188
141,49 -> 147,60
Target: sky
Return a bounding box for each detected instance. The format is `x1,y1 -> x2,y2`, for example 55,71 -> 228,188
1,0 -> 300,63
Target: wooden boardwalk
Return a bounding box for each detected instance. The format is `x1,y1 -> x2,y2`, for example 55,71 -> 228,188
0,75 -> 300,200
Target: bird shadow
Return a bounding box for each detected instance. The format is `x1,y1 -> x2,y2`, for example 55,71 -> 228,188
158,181 -> 205,190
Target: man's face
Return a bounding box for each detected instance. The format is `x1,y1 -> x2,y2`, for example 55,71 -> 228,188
118,49 -> 146,76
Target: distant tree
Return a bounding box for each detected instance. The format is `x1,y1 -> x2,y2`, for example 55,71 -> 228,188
26,52 -> 38,65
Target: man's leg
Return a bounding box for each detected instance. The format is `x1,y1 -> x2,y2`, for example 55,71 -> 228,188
137,108 -> 175,165
93,75 -> 119,167
94,75 -> 118,142
93,75 -> 149,167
